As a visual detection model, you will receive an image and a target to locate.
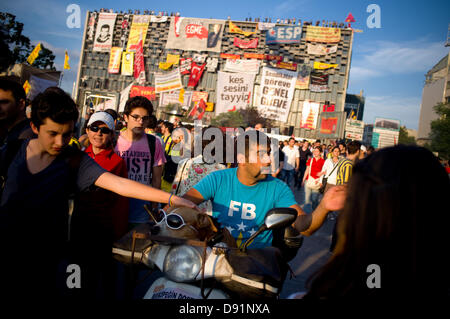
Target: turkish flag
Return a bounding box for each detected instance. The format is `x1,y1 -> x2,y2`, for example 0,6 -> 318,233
188,62 -> 205,88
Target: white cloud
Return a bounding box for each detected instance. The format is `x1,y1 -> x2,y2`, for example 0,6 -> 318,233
350,39 -> 449,82
363,95 -> 422,129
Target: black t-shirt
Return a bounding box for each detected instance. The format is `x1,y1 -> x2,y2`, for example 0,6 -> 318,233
299,147 -> 312,167
0,139 -> 106,246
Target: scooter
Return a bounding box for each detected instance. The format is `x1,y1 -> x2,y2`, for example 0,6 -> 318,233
112,207 -> 302,299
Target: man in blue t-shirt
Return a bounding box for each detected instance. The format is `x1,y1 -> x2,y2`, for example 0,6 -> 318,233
183,131 -> 346,249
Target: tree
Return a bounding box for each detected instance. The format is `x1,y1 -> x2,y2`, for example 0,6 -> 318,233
429,102 -> 450,159
398,125 -> 416,145
211,106 -> 273,129
0,12 -> 55,71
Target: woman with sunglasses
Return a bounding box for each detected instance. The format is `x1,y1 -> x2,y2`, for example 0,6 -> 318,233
71,111 -> 129,298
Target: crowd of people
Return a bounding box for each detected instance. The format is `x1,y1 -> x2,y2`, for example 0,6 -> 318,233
1,75 -> 448,299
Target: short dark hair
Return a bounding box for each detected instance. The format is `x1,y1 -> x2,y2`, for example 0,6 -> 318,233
347,140 -> 362,155
162,121 -> 174,134
314,146 -> 323,153
31,87 -> 78,129
124,96 -> 153,115
0,76 -> 26,104
104,108 -> 118,121
236,130 -> 272,161
146,115 -> 157,129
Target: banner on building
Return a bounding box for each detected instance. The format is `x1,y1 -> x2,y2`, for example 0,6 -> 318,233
275,61 -> 297,71
266,26 -> 302,44
307,43 -> 338,55
300,101 -> 320,129
87,12 -> 97,41
121,51 -> 134,76
64,50 -> 71,70
166,17 -> 225,52
127,15 -> 150,51
192,91 -> 208,103
216,71 -> 255,114
265,55 -> 283,62
150,15 -> 169,23
258,22 -> 276,31
206,57 -> 218,72
305,26 -> 341,43
320,116 -> 339,135
179,58 -> 192,74
322,101 -> 335,112
317,112 -> 345,139
129,85 -> 156,101
257,67 -> 297,122
155,68 -> 183,93
133,39 -> 146,84
220,53 -> 241,59
295,64 -> 311,90
188,98 -> 206,120
228,20 -> 256,37
188,62 -> 206,88
93,13 -> 117,52
345,119 -> 364,140
224,59 -> 261,74
159,90 -> 193,108
166,54 -> 180,65
108,47 -> 122,73
243,53 -> 265,60
313,61 -> 338,69
233,37 -> 258,49
310,72 -> 329,92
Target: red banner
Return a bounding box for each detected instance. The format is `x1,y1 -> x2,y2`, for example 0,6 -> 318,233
185,24 -> 208,39
244,53 -> 265,60
233,37 -> 258,49
133,38 -> 145,84
320,117 -> 338,134
265,55 -> 283,62
188,62 -> 206,88
220,53 -> 241,59
322,102 -> 335,112
129,85 -> 156,101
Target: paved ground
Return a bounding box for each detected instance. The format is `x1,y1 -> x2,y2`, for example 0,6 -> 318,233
280,185 -> 335,298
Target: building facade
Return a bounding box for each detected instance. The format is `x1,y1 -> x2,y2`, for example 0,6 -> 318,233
74,11 -> 355,140
417,53 -> 450,144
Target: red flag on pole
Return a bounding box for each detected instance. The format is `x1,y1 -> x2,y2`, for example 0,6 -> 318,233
188,62 -> 205,88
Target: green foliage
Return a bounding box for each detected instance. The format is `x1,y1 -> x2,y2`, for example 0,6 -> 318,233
429,102 -> 450,159
210,106 -> 273,128
0,12 -> 55,71
398,126 -> 416,145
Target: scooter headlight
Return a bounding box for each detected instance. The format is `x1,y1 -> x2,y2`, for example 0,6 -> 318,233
163,245 -> 202,282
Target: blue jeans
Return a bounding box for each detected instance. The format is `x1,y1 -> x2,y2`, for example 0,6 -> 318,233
304,185 -> 321,211
281,169 -> 295,187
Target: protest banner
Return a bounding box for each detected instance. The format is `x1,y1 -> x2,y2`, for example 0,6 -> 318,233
160,90 -> 193,109
295,64 -> 311,90
127,15 -> 150,51
257,67 -> 297,122
300,100 -> 320,129
216,71 -> 255,114
121,51 -> 134,76
133,38 -> 146,84
228,20 -> 256,37
108,47 -> 122,73
93,13 -> 116,52
155,68 -> 183,93
307,43 -> 338,55
224,59 -> 260,74
233,37 -> 258,49
180,58 -> 192,74
266,26 -> 302,44
129,86 -> 156,101
188,62 -> 206,88
305,26 -> 341,43
166,17 -> 225,52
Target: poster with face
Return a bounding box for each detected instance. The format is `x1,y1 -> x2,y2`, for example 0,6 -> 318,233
93,13 -> 117,52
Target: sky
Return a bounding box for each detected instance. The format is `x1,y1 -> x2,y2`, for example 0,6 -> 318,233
2,0 -> 450,130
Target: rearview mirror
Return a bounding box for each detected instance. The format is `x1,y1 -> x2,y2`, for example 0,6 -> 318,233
264,207 -> 297,230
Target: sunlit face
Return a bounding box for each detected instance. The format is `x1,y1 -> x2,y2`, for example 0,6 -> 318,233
332,148 -> 340,158
31,118 -> 74,156
244,144 -> 272,180
124,107 -> 149,135
289,139 -> 295,147
313,148 -> 321,158
86,121 -> 111,150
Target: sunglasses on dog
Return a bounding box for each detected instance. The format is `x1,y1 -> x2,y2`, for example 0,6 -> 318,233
88,126 -> 112,134
155,209 -> 198,234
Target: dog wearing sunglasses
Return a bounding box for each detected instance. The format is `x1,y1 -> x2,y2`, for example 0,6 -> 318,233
152,207 -> 236,247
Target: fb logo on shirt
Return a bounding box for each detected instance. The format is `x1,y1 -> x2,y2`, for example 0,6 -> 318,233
228,201 -> 256,220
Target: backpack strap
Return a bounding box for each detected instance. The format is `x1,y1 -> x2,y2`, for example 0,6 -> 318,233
146,134 -> 156,182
